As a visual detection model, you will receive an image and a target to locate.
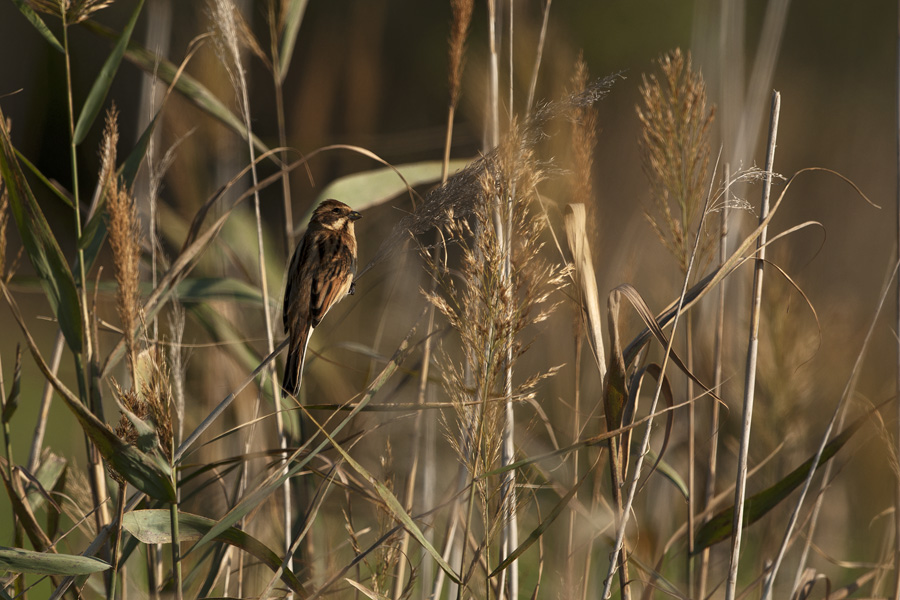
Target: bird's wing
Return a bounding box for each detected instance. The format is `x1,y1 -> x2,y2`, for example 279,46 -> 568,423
309,244 -> 354,328
283,234 -> 314,333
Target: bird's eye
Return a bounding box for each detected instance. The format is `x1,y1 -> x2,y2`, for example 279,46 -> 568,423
332,208 -> 341,214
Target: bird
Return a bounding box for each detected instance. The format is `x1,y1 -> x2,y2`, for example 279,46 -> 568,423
282,199 -> 361,396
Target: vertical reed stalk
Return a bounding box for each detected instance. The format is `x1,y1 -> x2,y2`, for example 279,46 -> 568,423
108,481 -> 127,600
169,498 -> 184,600
686,309 -> 695,594
407,3 -> 472,596
725,90 -> 780,600
210,3 -> 286,588
698,163 -> 729,600
61,4 -> 109,539
895,3 -> 900,596
268,0 -> 295,254
266,0 -> 296,579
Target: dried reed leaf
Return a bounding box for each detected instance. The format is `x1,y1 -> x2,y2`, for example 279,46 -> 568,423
564,203 -> 606,381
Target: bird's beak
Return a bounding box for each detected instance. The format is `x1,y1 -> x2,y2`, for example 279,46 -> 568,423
349,210 -> 362,221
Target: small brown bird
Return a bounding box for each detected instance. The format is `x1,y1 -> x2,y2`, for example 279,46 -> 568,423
282,199 -> 361,396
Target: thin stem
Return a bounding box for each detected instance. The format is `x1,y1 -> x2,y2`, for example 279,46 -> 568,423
486,0 -> 500,149
525,0 -> 552,116
686,310 -> 695,596
894,3 -> 900,597
107,482 -> 127,600
27,331 -> 65,477
62,9 -> 110,545
0,351 -> 17,552
725,90 -> 780,600
268,0 -> 295,254
698,164 -> 729,600
567,332 -> 582,594
267,0 -> 295,582
499,1 -> 518,594
169,500 -> 183,600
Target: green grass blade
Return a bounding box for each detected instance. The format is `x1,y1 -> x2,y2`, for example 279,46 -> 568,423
14,148 -> 74,209
25,453 -> 67,513
693,413 -> 864,553
0,547 -> 109,576
120,112 -> 158,187
1,346 -> 21,423
9,0 -> 63,53
308,159 -> 471,224
73,0 -> 146,145
0,107 -> 83,354
277,0 -> 309,81
123,509 -> 308,597
81,19 -> 271,155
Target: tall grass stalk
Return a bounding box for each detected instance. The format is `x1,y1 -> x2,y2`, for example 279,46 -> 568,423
731,0 -> 790,166
264,0 -> 303,580
725,90 -> 780,600
400,2 -> 473,597
698,163 -> 729,600
498,2 -> 518,595
209,0 -> 286,588
567,52 -> 598,598
61,2 -> 109,538
895,2 -> 900,596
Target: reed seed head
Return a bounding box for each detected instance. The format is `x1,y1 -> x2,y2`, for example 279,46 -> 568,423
637,48 -> 716,274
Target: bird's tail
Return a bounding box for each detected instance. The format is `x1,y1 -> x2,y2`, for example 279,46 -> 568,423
282,325 -> 313,397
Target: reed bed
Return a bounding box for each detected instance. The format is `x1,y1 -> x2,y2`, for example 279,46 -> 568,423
0,1 -> 895,599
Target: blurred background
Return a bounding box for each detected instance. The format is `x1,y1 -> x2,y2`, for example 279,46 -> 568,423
0,0 -> 897,596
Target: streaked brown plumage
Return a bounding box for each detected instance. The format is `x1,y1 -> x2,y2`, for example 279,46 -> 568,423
282,199 -> 361,396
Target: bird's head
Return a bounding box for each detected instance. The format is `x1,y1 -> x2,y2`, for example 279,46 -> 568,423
311,199 -> 362,231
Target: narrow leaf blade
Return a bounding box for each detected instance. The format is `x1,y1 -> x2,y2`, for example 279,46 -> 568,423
0,547 -> 109,576
9,0 -> 63,53
73,0 -> 146,145
277,0 -> 309,80
0,108 -> 83,353
693,415 -> 863,553
309,159 -> 471,223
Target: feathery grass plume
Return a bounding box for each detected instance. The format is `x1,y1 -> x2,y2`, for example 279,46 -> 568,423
362,75 -> 619,277
209,0 -> 249,115
105,108 -> 142,383
423,123 -> 568,587
448,0 -> 474,109
27,0 -> 113,23
569,52 -> 598,210
637,48 -> 716,274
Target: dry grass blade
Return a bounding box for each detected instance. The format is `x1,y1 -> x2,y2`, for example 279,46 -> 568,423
564,204 -> 606,382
